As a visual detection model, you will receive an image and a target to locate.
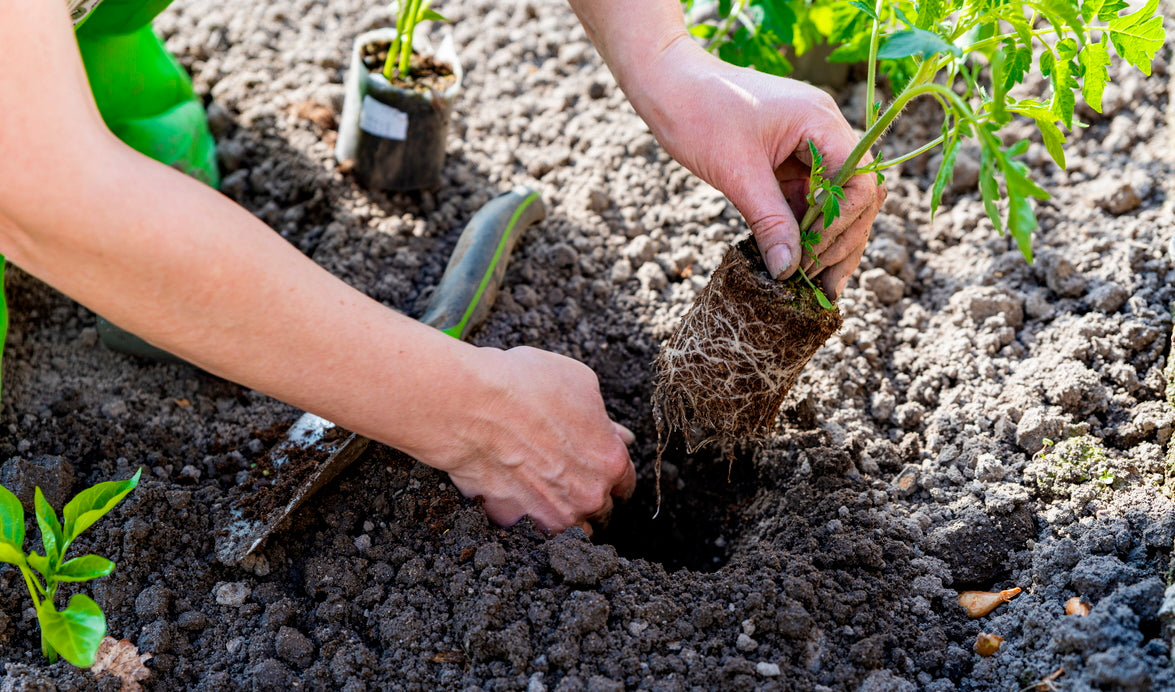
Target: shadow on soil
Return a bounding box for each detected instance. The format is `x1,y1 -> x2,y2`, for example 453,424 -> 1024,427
597,442 -> 760,573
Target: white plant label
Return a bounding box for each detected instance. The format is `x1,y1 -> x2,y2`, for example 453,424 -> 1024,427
360,96 -> 409,141
68,0 -> 105,26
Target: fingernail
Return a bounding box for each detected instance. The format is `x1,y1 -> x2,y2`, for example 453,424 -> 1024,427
765,245 -> 792,278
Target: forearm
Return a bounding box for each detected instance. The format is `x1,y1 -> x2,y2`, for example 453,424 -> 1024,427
1,144 -> 491,466
565,0 -> 694,114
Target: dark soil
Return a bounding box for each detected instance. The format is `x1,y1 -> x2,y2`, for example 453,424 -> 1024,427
360,44 -> 456,93
1,1 -> 1173,690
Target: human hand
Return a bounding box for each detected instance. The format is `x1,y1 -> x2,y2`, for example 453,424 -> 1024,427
425,346 -> 636,535
629,37 -> 885,298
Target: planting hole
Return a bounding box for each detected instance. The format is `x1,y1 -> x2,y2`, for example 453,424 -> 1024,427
597,444 -> 758,573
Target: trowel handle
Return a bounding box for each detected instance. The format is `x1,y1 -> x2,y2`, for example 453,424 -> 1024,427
420,186 -> 546,339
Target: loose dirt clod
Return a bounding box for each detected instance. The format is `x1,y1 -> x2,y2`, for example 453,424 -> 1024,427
974,632 -> 1004,657
958,588 -> 1022,618
653,236 -> 841,473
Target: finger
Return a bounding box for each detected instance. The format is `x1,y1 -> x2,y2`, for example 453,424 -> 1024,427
613,422 -> 635,446
809,195 -> 875,281
586,495 -> 615,531
727,167 -> 803,279
819,239 -> 867,301
613,455 -> 636,501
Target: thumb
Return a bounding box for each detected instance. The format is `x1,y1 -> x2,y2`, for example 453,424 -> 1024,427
728,171 -> 802,279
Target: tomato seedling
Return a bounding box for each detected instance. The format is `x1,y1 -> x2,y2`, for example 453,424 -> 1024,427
806,0 -> 1165,269
0,469 -> 141,667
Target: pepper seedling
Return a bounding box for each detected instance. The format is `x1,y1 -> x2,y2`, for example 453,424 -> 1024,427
382,0 -> 449,81
0,469 -> 141,667
800,0 -> 1165,303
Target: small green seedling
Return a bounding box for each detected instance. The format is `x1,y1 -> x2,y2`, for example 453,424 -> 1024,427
0,469 -> 141,667
382,0 -> 449,81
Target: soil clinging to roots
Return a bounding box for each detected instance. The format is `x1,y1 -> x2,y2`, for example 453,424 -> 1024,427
653,236 -> 843,457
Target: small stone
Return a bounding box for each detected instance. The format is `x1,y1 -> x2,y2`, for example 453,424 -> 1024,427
756,662 -> 781,677
893,465 -> 919,496
205,102 -> 235,138
622,236 -> 656,264
213,582 -> 251,607
587,81 -> 607,99
240,553 -> 271,577
177,611 -> 209,631
1017,407 -> 1064,453
1093,180 -> 1142,216
610,259 -> 633,284
860,268 -> 904,305
1042,253 -> 1086,298
275,626 -> 315,667
474,542 -> 508,571
636,262 -> 668,291
583,187 -> 610,212
736,633 -> 758,652
353,534 -> 371,552
1086,281 -> 1129,314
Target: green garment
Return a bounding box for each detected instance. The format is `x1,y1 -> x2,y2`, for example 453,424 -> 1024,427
0,1 -> 220,396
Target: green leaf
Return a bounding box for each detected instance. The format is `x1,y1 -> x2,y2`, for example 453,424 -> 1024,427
417,9 -> 447,22
1079,36 -> 1112,112
62,469 -> 141,543
1108,0 -> 1165,76
1045,41 -> 1080,129
848,0 -> 878,20
1035,118 -> 1068,169
814,287 -> 835,310
1081,0 -> 1128,22
916,0 -> 946,30
37,595 -> 106,668
1002,165 -> 1049,263
978,137 -> 1003,233
930,137 -> 960,220
718,0 -> 733,18
27,551 -> 51,578
34,488 -> 62,566
877,28 -> 961,59
0,483 -> 24,550
0,539 -> 26,568
55,555 -> 115,583
689,24 -> 719,39
1039,0 -> 1085,39
1003,44 -> 1032,90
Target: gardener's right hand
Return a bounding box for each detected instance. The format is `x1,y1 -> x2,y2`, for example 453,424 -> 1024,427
430,346 -> 636,535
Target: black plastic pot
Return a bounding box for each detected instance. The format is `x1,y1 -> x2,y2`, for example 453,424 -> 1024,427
336,29 -> 463,192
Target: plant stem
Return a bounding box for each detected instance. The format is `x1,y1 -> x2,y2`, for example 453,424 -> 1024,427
397,0 -> 421,78
864,0 -> 884,129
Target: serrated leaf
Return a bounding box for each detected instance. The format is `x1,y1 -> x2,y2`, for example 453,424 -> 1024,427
848,0 -> 878,20
916,0 -> 946,29
1046,48 -> 1080,129
0,483 -> 23,550
979,138 -> 1003,233
1081,0 -> 1128,22
1039,0 -> 1085,39
62,469 -> 140,543
1079,37 -> 1112,111
55,555 -> 115,582
1108,0 -> 1165,76
38,594 -> 106,668
1003,44 -> 1032,89
34,488 -> 62,565
878,28 -> 961,59
1035,118 -> 1068,169
930,137 -> 961,219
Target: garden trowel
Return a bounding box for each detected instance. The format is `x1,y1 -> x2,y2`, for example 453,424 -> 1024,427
216,186 -> 546,565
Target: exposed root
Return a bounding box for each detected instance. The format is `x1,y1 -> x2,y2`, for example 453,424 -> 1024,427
652,237 -> 842,501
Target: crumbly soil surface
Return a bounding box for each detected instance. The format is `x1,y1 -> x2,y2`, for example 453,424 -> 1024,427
2,1 -> 1174,689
